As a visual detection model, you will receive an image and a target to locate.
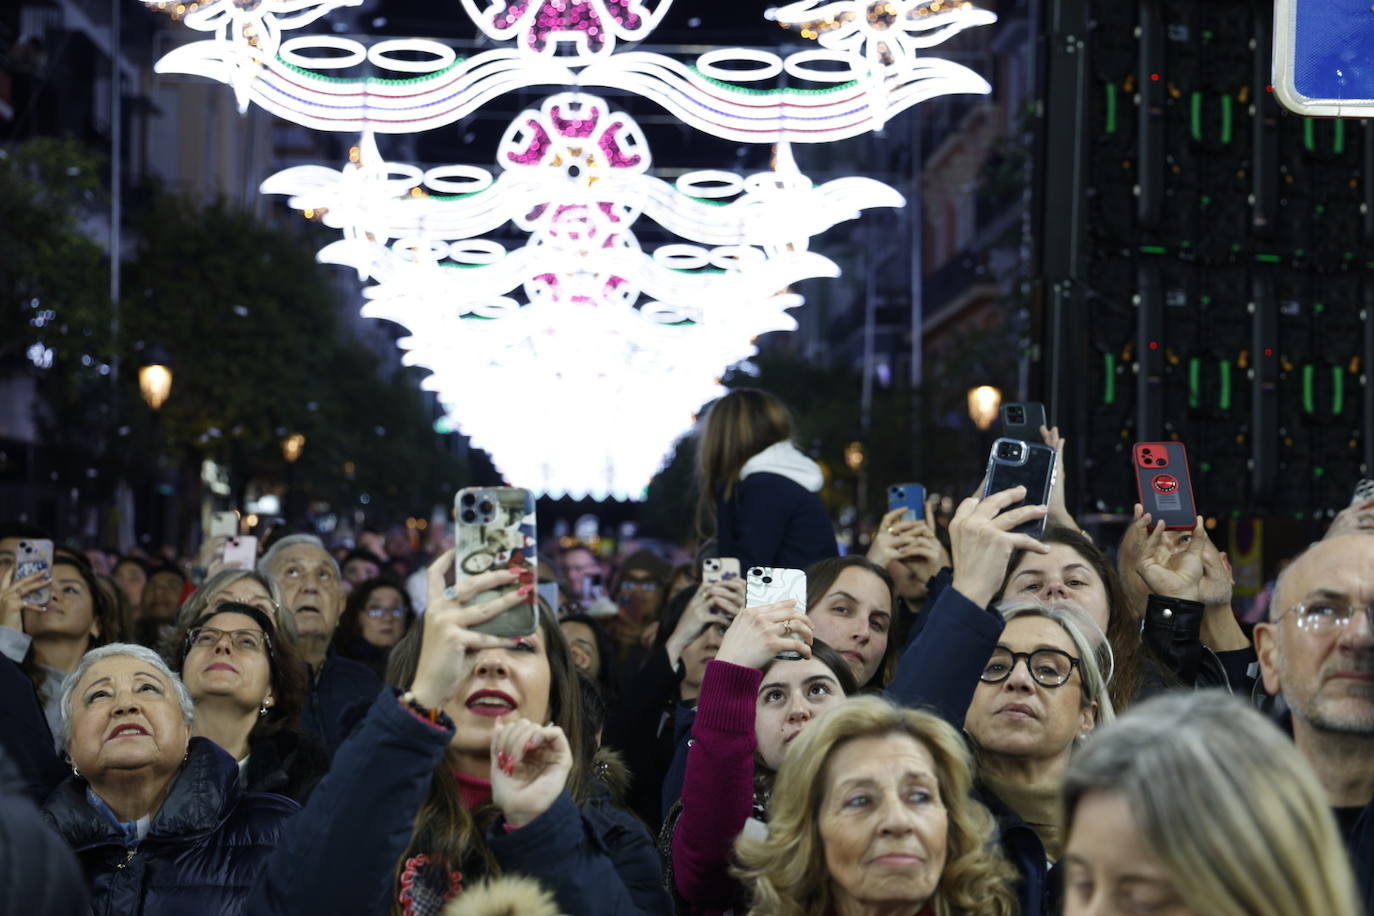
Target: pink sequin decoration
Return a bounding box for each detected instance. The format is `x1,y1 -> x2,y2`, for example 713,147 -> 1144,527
493,0 -> 532,28
506,118 -> 552,166
522,0 -> 645,52
598,120 -> 641,168
550,104 -> 600,138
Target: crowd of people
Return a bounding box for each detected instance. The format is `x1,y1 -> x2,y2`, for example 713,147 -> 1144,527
1,385 -> 1372,916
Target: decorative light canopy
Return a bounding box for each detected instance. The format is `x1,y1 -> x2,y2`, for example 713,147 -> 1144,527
146,0 -> 995,499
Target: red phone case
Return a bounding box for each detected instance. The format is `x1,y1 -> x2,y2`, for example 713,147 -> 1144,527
1133,442 -> 1197,529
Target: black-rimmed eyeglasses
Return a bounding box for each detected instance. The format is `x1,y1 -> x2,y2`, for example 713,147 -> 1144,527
980,647 -> 1080,688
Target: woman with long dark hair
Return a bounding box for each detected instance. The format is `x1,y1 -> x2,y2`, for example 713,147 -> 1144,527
695,388 -> 836,571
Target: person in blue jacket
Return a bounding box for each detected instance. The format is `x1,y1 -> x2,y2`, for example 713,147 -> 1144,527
37,550 -> 668,916
695,388 -> 837,572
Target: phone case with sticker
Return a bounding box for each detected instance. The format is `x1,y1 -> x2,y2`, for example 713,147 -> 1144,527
703,557 -> 741,584
16,539 -> 53,606
1133,442 -> 1197,530
454,486 -> 538,637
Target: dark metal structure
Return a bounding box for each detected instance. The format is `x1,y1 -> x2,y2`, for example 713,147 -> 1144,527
1034,0 -> 1374,522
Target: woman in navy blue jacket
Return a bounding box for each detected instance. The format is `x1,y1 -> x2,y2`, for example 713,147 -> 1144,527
885,487 -> 1115,916
695,389 -> 837,572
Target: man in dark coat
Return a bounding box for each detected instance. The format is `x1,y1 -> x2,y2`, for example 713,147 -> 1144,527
259,535 -> 379,754
1254,533 -> 1374,914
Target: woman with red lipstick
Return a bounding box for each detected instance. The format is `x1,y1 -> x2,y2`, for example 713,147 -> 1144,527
668,600 -> 857,915
173,601 -> 326,802
380,551 -> 671,916
733,695 -> 1018,916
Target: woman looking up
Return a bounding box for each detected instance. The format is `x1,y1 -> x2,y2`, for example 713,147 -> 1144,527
695,389 -> 837,572
172,601 -> 324,802
670,600 -> 857,915
1,550 -> 119,746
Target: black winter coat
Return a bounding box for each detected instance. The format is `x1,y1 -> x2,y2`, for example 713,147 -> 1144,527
714,474 -> 837,572
302,647 -> 382,756
42,737 -> 299,916
244,726 -> 330,803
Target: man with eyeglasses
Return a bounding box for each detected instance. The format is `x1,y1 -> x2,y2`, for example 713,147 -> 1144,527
1255,533 -> 1374,912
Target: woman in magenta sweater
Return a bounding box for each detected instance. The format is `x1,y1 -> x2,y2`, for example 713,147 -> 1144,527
670,599 -> 858,914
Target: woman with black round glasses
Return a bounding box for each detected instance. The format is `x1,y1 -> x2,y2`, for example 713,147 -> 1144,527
172,601 -> 327,802
333,577 -> 416,680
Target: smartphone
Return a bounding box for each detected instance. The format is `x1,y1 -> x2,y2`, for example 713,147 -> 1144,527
747,565 -> 807,660
702,557 -> 741,584
1001,402 -> 1047,442
580,571 -> 606,604
209,511 -> 240,538
1133,442 -> 1197,530
982,439 -> 1058,538
1352,479 -> 1374,506
886,483 -> 927,522
455,486 -> 537,637
16,539 -> 54,607
222,536 -> 258,571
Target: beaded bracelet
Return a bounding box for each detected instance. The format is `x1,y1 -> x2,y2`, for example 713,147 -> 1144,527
399,690 -> 450,727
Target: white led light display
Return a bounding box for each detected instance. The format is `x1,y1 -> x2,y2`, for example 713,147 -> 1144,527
148,0 -> 994,498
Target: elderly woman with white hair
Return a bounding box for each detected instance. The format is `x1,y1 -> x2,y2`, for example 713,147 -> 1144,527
40,643 -> 300,914
885,486 -> 1116,916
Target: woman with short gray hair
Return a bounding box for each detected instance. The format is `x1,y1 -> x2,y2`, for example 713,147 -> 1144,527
42,642 -> 299,914
1063,690 -> 1362,916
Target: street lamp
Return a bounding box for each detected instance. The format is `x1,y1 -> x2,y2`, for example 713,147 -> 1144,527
967,385 -> 1002,431
281,433 -> 306,463
138,347 -> 173,410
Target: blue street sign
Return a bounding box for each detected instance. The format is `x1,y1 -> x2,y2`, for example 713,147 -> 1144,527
1274,0 -> 1374,116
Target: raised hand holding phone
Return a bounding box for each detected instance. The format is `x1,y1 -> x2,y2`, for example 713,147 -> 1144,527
1136,517 -> 1208,603
407,550 -> 531,711
949,487 -> 1050,609
714,600 -> 811,670
664,578 -> 741,668
0,564 -> 51,628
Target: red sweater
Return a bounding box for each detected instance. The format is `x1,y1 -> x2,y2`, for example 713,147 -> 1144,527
672,660 -> 762,915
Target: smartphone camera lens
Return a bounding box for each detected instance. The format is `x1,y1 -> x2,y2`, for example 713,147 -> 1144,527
479,500 -> 494,515
762,576 -> 773,584
460,509 -> 477,523
1009,408 -> 1023,422
461,493 -> 476,506
749,568 -> 764,578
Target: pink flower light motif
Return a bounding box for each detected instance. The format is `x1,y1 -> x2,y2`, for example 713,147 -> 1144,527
460,0 -> 670,59
497,94 -> 650,235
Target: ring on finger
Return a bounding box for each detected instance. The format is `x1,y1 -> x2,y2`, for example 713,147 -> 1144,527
782,619 -> 793,636
443,584 -> 460,601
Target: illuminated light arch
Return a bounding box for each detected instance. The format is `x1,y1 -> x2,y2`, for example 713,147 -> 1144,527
149,0 -> 996,498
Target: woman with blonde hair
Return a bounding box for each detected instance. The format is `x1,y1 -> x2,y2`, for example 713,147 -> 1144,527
733,695 -> 1018,916
1062,690 -> 1362,916
695,388 -> 837,571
